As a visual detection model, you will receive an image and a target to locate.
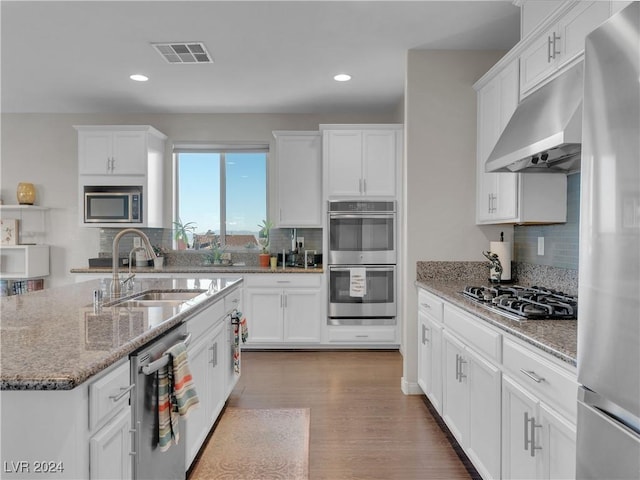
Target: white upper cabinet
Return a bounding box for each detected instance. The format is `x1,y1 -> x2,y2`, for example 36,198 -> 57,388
75,125 -> 167,228
77,126 -> 166,176
321,125 -> 402,198
272,131 -> 322,227
476,60 -> 519,223
519,1 -> 611,97
475,60 -> 567,224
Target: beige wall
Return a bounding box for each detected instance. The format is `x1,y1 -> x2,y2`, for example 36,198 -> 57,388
400,50 -> 509,391
1,112 -> 393,286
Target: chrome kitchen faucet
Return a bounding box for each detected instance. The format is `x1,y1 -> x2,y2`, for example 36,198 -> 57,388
110,228 -> 155,297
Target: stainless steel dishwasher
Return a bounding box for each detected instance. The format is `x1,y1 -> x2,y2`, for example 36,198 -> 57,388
130,323 -> 191,480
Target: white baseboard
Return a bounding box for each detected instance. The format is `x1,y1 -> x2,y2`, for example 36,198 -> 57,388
401,377 -> 422,395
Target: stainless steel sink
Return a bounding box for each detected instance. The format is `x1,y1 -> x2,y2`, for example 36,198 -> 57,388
117,299 -> 187,308
131,291 -> 205,301
110,289 -> 206,308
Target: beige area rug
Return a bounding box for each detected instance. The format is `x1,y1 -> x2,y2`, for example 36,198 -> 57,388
189,408 -> 310,480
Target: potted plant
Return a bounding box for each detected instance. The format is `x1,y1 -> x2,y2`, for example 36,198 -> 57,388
152,245 -> 165,269
173,218 -> 197,250
257,219 -> 273,267
204,242 -> 224,265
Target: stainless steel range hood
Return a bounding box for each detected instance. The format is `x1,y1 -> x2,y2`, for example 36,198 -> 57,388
485,62 -> 583,173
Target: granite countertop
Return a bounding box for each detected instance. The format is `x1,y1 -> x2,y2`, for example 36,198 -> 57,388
416,279 -> 577,367
70,265 -> 324,274
1,277 -> 242,391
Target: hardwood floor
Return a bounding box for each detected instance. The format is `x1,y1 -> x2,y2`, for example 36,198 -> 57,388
191,350 -> 475,480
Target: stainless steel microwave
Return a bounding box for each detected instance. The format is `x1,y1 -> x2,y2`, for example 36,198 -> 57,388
84,186 -> 142,223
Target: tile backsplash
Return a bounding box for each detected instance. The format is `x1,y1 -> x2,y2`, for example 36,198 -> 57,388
514,173 -> 580,270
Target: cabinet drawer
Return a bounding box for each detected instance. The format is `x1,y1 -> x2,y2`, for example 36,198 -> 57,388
503,338 -> 577,420
224,287 -> 242,313
187,300 -> 225,340
328,326 -> 397,343
443,304 -> 502,363
244,274 -> 322,288
418,288 -> 443,322
89,360 -> 131,431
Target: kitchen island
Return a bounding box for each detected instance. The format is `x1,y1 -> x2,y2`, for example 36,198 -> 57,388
1,276 -> 242,390
1,276 -> 242,480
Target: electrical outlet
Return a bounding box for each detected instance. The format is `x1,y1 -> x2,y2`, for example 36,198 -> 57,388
298,237 -> 304,249
133,237 -> 141,248
537,237 -> 545,256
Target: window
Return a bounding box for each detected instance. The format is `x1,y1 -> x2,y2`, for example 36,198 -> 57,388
174,144 -> 268,250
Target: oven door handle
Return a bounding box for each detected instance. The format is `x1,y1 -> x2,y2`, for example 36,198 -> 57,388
140,333 -> 192,376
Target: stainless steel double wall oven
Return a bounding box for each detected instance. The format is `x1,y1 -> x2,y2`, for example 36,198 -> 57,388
327,201 -> 396,326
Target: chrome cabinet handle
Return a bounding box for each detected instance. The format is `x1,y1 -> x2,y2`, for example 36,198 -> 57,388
210,342 -> 218,367
520,368 -> 545,383
531,418 -> 542,457
524,411 -> 542,456
422,324 -> 430,345
362,178 -> 367,194
455,354 -> 459,380
552,33 -> 561,59
547,33 -> 561,62
109,383 -> 135,402
458,356 -> 467,381
524,411 -> 529,451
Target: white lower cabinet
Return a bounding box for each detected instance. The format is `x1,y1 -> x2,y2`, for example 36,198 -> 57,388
442,330 -> 502,480
0,359 -> 132,480
88,360 -> 133,480
185,321 -> 225,468
89,408 -> 132,480
184,292 -> 239,469
416,287 -> 577,480
502,376 -> 576,480
418,311 -> 443,414
244,275 -> 322,345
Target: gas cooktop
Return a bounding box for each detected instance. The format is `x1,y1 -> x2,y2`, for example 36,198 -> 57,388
461,285 -> 577,321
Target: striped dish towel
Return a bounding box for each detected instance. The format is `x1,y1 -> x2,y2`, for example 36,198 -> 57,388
232,313 -> 248,375
158,341 -> 199,452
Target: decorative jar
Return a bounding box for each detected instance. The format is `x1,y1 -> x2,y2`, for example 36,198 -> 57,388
16,182 -> 36,205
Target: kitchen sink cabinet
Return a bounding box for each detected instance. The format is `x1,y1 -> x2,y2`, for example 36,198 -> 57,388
272,131 -> 322,227
185,321 -> 225,469
243,274 -> 322,345
321,125 -> 402,198
475,59 -> 567,225
184,292 -> 239,469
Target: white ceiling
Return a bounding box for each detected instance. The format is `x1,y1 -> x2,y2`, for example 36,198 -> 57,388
1,1 -> 520,114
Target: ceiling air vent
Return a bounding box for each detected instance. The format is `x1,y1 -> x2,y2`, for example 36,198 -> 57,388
152,42 -> 213,64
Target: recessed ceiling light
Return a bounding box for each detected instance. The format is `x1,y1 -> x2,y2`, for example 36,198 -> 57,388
334,74 -> 352,82
130,74 -> 149,82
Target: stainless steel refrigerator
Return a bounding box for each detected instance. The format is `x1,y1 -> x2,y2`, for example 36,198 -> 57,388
577,2 -> 640,479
